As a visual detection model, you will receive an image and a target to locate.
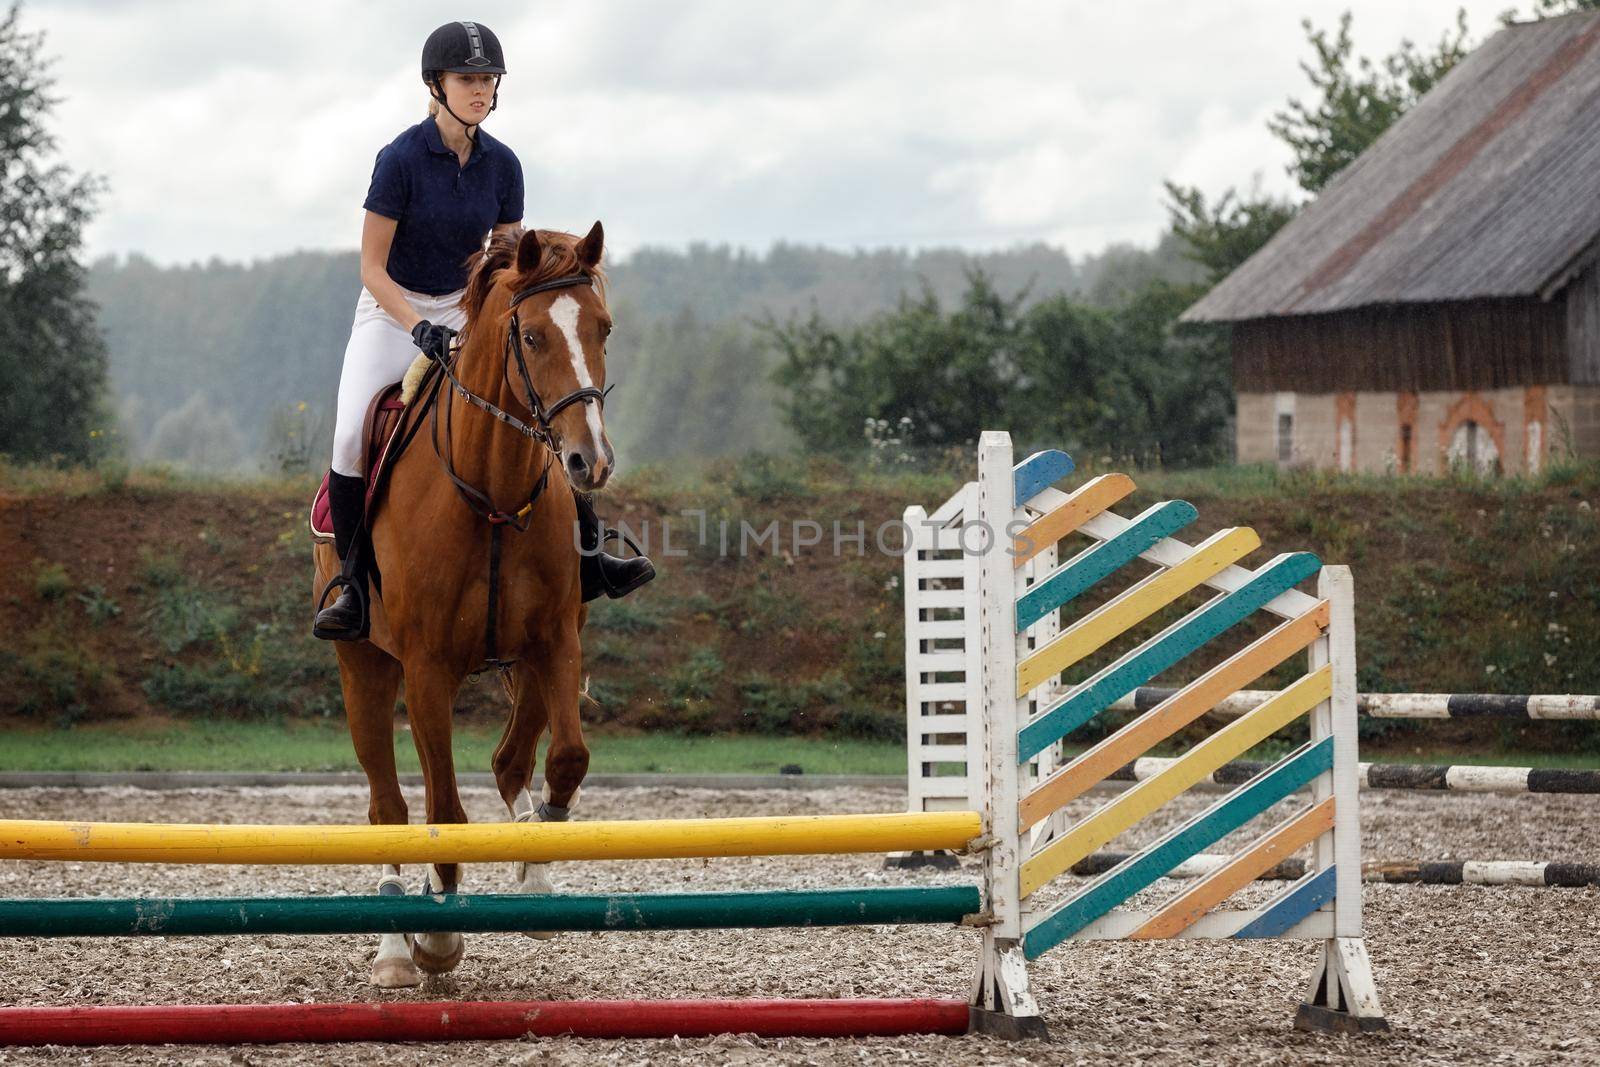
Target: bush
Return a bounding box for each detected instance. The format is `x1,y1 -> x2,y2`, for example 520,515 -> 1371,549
32,561 -> 70,601
75,584 -> 122,623
141,663 -> 293,719
0,642 -> 107,723
136,550 -> 238,653
736,672 -> 852,735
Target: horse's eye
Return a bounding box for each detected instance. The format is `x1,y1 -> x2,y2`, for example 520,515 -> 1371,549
522,331 -> 538,347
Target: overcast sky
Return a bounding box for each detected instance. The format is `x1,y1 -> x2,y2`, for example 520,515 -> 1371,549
28,0 -> 1523,266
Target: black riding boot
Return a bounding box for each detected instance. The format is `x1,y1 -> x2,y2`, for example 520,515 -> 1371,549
313,471 -> 371,640
575,490 -> 655,602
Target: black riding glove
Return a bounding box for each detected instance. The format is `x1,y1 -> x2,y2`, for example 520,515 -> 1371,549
411,320 -> 456,363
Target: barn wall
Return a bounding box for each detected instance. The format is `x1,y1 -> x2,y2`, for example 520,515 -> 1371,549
1235,393 -> 1277,465
1236,384 -> 1600,474
1233,299 -> 1569,393
1567,262 -> 1600,385
1553,384 -> 1600,458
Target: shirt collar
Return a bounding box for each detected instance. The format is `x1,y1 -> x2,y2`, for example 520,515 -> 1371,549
421,117 -> 491,163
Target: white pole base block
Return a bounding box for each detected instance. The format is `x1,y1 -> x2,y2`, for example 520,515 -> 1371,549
1295,937 -> 1389,1035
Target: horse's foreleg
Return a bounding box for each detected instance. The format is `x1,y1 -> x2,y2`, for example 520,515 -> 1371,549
495,639 -> 586,939
337,641 -> 418,990
402,664 -> 468,974
541,625 -> 590,811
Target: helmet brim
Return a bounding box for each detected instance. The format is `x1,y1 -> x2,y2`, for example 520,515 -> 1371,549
435,64 -> 506,75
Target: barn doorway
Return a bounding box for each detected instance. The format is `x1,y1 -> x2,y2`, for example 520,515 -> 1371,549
1448,419 -> 1500,475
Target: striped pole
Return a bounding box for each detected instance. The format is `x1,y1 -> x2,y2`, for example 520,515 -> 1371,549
1110,689 -> 1600,721
0,886 -> 980,938
1069,851 -> 1600,888
0,999 -> 972,1046
1106,757 -> 1600,794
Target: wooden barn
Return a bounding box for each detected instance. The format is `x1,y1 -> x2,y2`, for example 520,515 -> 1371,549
1183,12 -> 1600,475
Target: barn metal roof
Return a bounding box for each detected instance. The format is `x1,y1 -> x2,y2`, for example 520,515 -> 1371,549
1182,12 -> 1600,323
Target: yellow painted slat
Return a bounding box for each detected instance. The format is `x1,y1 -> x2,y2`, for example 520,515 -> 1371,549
1017,527 -> 1261,692
0,812 -> 982,866
1019,602 -> 1329,830
1127,798 -> 1335,939
1012,473 -> 1136,568
1019,667 -> 1332,897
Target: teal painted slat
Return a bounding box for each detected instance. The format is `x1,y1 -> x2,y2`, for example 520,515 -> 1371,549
1014,501 -> 1198,631
1013,449 -> 1075,507
1023,738 -> 1333,960
1231,866 -> 1337,939
1017,551 -> 1322,761
0,886 -> 982,938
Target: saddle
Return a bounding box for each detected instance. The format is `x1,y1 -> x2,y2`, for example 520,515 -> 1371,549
309,355 -> 442,543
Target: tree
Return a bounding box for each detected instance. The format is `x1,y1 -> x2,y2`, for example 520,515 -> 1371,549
767,273 -> 1234,467
0,2 -> 110,463
1165,9 -> 1474,282
1268,10 -> 1472,195
1162,182 -> 1299,286
1522,0 -> 1600,16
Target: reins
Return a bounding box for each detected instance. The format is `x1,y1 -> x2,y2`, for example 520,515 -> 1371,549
426,272 -> 611,667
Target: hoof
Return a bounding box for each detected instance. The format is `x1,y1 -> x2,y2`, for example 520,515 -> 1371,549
412,931 -> 465,974
515,861 -> 560,940
371,950 -> 423,989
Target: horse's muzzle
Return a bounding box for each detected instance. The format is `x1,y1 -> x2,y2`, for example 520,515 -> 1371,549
565,440 -> 614,491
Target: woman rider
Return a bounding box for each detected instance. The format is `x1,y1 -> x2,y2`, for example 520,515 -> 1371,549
315,21 -> 653,640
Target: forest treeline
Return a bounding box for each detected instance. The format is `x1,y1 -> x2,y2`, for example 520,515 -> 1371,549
87,236 -> 1201,471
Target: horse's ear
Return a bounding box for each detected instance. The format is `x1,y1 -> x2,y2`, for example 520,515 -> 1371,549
516,228 -> 542,274
576,221 -> 604,270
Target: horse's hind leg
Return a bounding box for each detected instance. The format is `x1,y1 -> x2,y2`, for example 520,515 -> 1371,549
402,663 -> 469,974
337,640 -> 419,989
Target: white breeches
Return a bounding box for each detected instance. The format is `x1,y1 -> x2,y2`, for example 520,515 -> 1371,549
331,286 -> 467,477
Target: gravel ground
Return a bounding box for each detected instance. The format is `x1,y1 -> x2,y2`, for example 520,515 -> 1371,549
0,784 -> 1596,1066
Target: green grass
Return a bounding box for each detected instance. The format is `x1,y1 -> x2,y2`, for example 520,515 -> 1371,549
0,721 -> 904,775
1,720 -> 1591,775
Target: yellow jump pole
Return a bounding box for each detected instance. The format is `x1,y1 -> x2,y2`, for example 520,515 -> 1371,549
0,812 -> 981,866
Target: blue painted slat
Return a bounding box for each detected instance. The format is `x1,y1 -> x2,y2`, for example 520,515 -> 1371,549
1023,738 -> 1333,960
1012,449 -> 1076,507
1017,551 -> 1322,761
1014,501 -> 1198,631
1231,866 -> 1338,939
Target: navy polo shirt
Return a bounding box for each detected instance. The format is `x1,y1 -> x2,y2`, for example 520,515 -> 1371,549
362,118 -> 524,295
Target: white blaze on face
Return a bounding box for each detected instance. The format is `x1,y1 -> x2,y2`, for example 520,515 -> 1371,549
547,294 -> 607,450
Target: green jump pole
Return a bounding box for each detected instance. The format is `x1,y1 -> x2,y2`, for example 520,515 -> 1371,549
0,886 -> 979,938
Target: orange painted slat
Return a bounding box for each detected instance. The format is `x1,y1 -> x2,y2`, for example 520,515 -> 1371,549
1012,474 -> 1136,568
1126,798 -> 1336,940
1018,601 -> 1329,830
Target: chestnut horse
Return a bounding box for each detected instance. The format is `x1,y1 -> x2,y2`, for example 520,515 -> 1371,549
311,223 -> 612,987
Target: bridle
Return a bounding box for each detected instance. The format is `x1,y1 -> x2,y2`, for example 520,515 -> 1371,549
423,271 -> 613,668
433,273 -> 611,460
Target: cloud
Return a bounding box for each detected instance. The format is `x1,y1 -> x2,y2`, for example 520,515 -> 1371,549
28,0 -> 1518,264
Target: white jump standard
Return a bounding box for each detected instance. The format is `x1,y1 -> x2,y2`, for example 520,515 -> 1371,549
954,432 -> 1387,1035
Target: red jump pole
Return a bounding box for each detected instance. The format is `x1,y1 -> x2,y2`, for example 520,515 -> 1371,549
0,998 -> 971,1046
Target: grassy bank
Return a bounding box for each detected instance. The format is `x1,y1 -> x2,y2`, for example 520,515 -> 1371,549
3,454 -> 1599,760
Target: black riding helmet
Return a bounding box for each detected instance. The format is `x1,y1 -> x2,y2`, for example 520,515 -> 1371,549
421,21 -> 506,134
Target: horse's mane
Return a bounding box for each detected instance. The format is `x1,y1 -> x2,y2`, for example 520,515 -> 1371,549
459,228 -> 607,334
